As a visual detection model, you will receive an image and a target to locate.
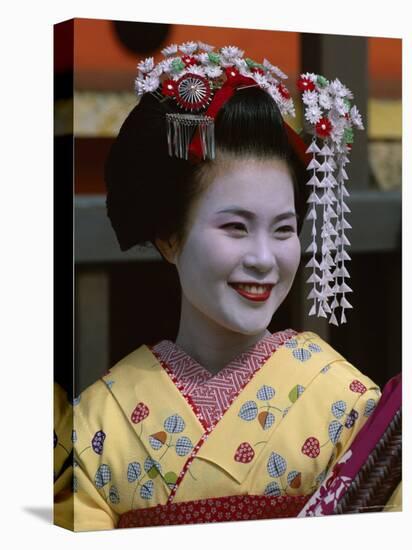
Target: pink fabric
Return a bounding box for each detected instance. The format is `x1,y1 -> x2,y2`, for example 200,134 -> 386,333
298,372 -> 402,516
151,329 -> 297,428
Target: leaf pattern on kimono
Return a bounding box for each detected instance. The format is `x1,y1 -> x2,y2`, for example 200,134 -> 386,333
131,402 -> 150,424
109,485 -> 120,504
364,399 -> 377,417
288,384 -> 305,403
164,414 -> 185,434
349,380 -> 367,394
256,385 -> 275,401
293,348 -> 311,362
146,465 -> 160,481
284,338 -> 298,349
308,343 -> 322,353
267,452 -> 287,478
95,464 -> 111,488
149,431 -> 167,450
234,442 -> 255,463
140,480 -> 154,500
264,481 -> 281,496
164,471 -> 178,489
287,470 -> 302,488
91,430 -> 106,455
258,411 -> 275,430
328,420 -> 343,444
149,437 -> 163,450
127,462 -> 141,483
321,364 -> 332,374
344,409 -> 359,428
331,400 -> 347,419
301,437 -> 320,458
144,457 -> 162,479
176,436 -> 193,457
238,400 -> 258,421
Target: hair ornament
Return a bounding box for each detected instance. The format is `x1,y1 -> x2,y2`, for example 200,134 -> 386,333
134,42 -> 365,326
296,73 -> 364,326
135,41 -> 295,161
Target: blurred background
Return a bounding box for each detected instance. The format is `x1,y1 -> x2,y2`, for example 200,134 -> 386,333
54,18 -> 401,395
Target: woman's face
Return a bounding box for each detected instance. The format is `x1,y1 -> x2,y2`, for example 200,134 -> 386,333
172,157 -> 301,336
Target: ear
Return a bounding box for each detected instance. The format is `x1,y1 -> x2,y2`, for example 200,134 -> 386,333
154,236 -> 179,264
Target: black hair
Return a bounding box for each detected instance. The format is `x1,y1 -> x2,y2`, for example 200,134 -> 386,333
104,86 -> 308,251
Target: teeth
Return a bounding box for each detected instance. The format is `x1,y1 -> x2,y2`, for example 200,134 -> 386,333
236,284 -> 269,295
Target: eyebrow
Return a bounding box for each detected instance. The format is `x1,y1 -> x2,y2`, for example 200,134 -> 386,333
216,208 -> 299,222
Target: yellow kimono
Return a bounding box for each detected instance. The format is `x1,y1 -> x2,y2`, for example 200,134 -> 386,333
54,331 -> 385,531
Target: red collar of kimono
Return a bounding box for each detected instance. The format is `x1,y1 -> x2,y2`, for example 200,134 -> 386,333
151,329 -> 298,428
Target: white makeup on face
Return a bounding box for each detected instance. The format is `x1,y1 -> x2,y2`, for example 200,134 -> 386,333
174,157 -> 301,354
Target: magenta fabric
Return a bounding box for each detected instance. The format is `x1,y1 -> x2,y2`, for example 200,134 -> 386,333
299,372 -> 402,516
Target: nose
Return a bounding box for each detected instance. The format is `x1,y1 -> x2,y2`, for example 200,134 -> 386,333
242,234 -> 278,274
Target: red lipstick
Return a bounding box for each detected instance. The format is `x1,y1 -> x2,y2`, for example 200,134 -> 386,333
229,283 -> 273,302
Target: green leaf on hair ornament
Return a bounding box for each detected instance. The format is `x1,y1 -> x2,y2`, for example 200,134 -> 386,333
171,58 -> 185,73
208,52 -> 221,64
245,58 -> 267,71
344,98 -> 352,110
245,57 -> 259,69
344,127 -> 354,144
317,75 -> 329,88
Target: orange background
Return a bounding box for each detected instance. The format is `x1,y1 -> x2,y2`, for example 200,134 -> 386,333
69,19 -> 401,195
72,18 -> 401,98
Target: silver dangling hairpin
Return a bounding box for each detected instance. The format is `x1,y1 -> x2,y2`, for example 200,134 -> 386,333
166,113 -> 215,160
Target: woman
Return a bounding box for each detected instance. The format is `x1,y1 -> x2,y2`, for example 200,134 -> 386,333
54,41 -> 399,531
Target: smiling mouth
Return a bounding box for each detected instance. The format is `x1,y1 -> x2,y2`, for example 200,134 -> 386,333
229,283 -> 274,302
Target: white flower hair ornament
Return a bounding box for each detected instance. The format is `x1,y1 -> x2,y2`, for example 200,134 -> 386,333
134,42 -> 364,326
296,73 -> 364,326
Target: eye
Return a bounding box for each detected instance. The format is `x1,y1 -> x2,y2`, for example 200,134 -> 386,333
221,222 -> 247,234
276,225 -> 295,234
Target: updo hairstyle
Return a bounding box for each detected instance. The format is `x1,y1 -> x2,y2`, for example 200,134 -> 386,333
104,87 -> 308,252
